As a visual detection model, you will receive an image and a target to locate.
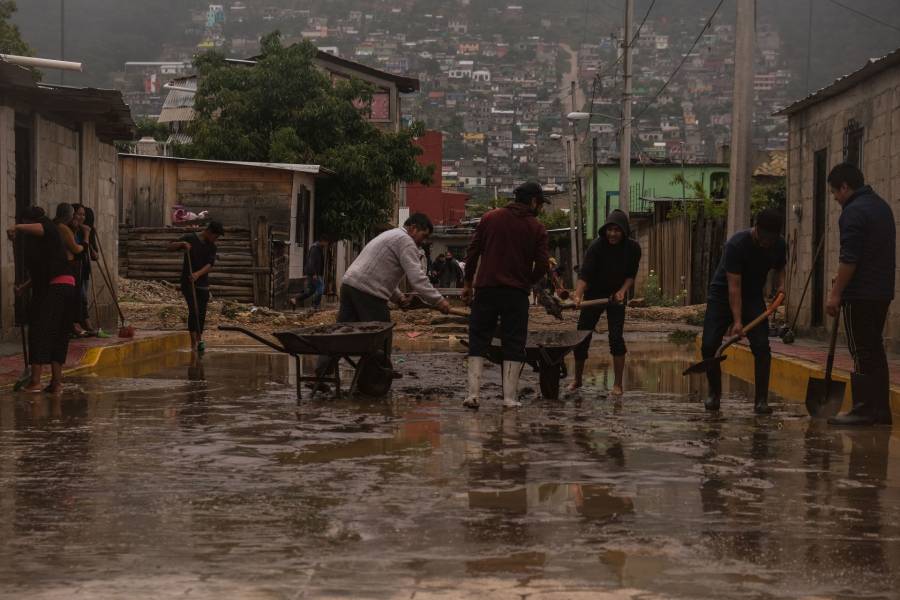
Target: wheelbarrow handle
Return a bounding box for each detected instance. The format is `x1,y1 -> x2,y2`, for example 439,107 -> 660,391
218,325 -> 287,353
714,291 -> 785,357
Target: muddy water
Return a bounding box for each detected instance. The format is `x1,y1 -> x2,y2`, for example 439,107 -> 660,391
1,345 -> 898,599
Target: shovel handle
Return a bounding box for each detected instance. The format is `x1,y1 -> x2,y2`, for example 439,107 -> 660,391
824,311 -> 841,382
715,291 -> 785,357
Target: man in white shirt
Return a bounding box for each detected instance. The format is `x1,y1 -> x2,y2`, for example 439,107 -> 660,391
340,213 -> 451,320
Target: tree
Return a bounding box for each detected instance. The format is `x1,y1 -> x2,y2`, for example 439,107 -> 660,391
0,1 -> 31,56
538,209 -> 569,230
184,33 -> 431,241
667,174 -> 728,221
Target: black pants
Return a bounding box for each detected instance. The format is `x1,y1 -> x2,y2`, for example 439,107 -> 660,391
337,284 -> 391,322
181,282 -> 210,334
843,299 -> 891,410
30,284 -> 77,365
701,296 -> 771,399
467,286 -> 529,362
573,302 -> 626,360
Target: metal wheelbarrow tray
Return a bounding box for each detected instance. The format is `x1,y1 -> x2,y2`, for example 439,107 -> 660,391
483,330 -> 591,400
220,322 -> 395,400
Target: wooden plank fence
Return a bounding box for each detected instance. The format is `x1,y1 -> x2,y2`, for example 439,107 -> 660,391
119,219 -> 285,306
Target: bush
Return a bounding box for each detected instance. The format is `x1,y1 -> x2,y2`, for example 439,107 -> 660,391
641,269 -> 686,307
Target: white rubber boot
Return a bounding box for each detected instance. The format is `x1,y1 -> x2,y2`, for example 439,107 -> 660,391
502,361 -> 524,408
463,356 -> 483,409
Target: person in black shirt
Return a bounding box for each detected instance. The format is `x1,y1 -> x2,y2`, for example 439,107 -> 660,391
8,203 -> 83,393
289,234 -> 330,310
169,221 -> 223,352
569,209 -> 641,396
702,208 -> 786,415
825,164 -> 895,427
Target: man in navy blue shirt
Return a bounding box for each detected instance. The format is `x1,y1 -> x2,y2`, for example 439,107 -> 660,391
701,209 -> 786,414
825,163 -> 895,427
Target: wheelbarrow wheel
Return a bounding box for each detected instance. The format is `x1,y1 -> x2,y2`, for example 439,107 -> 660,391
356,351 -> 394,397
539,364 -> 562,400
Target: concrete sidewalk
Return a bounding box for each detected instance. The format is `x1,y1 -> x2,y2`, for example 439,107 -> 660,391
721,335 -> 900,419
0,330 -> 190,388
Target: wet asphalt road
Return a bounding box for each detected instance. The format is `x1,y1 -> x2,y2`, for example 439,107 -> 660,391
0,345 -> 898,599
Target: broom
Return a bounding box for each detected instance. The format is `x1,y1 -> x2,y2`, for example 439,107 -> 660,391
184,248 -> 205,352
90,273 -> 111,339
94,232 -> 135,338
11,235 -> 31,390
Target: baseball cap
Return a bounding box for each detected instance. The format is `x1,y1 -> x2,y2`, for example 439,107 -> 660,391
514,181 -> 549,204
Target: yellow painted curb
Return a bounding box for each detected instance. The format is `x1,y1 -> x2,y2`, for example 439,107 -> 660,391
65,332 -> 192,376
711,342 -> 900,419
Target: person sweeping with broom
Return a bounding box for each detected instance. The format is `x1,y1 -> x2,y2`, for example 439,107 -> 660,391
169,221 -> 223,352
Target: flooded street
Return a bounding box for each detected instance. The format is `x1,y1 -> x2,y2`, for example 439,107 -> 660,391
1,344 -> 898,599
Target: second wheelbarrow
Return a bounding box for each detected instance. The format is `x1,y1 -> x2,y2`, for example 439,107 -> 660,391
481,330 -> 592,400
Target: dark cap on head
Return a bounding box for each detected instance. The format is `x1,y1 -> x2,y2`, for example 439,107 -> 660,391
207,220 -> 225,236
514,181 -> 548,204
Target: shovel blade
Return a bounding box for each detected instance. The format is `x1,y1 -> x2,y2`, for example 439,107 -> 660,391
682,355 -> 727,376
804,378 -> 847,418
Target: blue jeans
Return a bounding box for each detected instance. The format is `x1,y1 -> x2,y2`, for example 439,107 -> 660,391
701,296 -> 771,399
295,276 -> 325,308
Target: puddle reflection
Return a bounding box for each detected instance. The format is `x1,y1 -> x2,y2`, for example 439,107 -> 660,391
0,347 -> 897,599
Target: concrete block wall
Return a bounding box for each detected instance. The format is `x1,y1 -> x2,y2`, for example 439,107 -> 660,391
786,64 -> 900,351
0,107 -> 15,339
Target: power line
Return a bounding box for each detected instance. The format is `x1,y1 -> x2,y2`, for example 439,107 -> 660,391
629,0 -> 726,124
825,0 -> 900,34
588,0 -> 657,128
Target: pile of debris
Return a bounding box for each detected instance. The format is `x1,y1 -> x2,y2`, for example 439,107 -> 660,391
118,278 -> 182,303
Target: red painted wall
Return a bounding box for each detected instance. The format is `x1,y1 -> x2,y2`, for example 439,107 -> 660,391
407,131 -> 469,226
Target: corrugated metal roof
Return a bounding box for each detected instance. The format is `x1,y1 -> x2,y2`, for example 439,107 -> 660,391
158,106 -> 195,123
0,59 -> 135,140
777,47 -> 900,117
118,154 -> 335,176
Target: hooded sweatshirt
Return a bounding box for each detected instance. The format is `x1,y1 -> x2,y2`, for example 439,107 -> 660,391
579,209 -> 642,299
464,202 -> 549,291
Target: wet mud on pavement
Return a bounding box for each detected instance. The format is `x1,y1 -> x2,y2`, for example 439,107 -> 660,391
1,343 -> 899,599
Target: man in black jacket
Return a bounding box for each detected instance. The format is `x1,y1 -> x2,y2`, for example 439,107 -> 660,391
825,163 -> 895,427
290,235 -> 330,310
569,209 -> 641,396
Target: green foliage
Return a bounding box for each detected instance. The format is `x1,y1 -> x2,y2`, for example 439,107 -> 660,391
641,269 -> 687,307
136,118 -> 170,142
538,208 -> 569,230
182,32 -> 431,241
467,195 -> 507,218
0,1 -> 31,56
751,180 -> 786,215
666,174 -> 728,222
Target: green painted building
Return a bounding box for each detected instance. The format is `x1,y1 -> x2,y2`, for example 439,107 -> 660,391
582,162 -> 730,236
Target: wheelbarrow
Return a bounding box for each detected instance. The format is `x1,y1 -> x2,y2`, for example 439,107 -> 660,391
219,322 -> 396,400
479,330 -> 592,400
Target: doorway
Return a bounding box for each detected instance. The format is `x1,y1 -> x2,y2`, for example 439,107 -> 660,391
811,148 -> 827,327
13,115 -> 33,327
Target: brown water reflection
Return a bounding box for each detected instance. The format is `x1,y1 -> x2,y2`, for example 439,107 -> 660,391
0,347 -> 898,599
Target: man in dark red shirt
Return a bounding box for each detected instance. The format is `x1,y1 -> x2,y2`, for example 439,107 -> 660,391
462,181 -> 550,409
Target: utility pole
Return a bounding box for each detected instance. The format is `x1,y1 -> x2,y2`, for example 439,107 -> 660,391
569,80 -> 584,274
566,137 -> 579,285
727,0 -> 755,237
592,135 -> 600,236
618,0 -> 633,217
60,0 -> 66,85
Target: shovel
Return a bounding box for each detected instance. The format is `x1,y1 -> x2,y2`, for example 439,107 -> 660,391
682,292 -> 784,375
402,295 -> 470,318
805,312 -> 846,418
